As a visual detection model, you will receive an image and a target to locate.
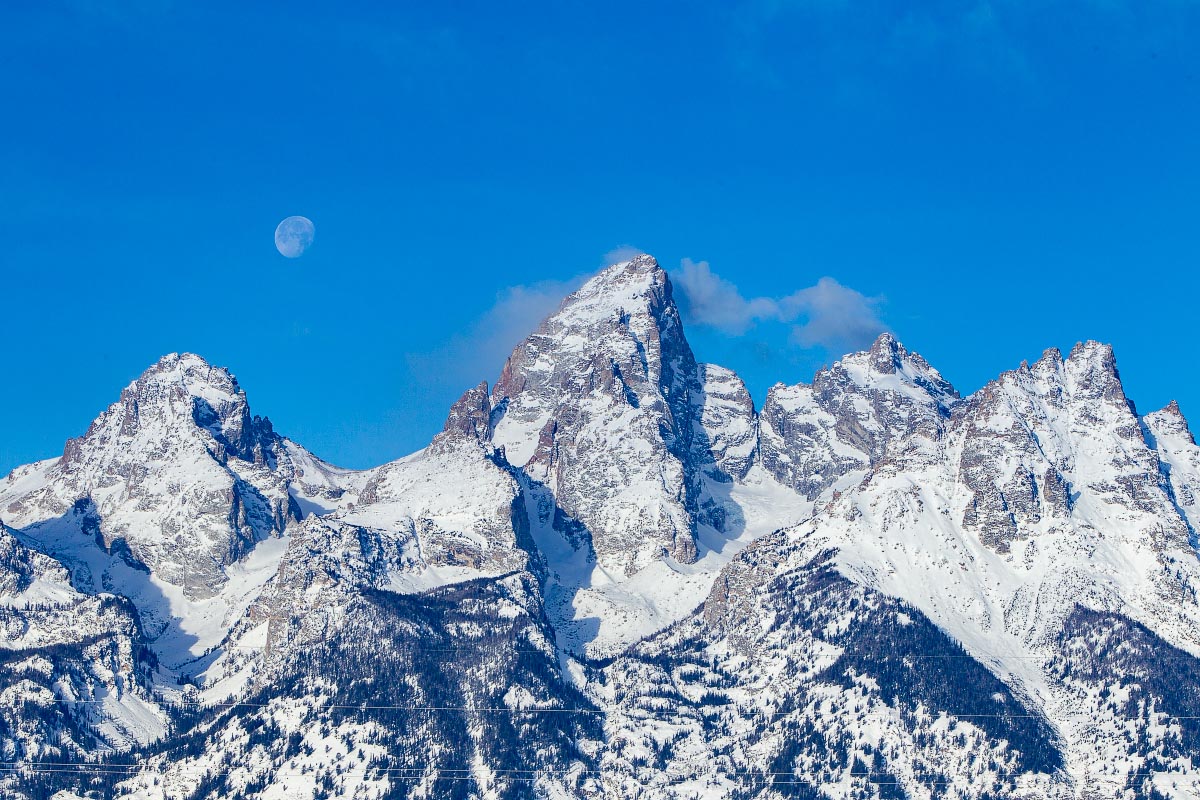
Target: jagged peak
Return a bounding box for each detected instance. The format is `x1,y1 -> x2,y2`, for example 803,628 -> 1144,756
1067,339 -> 1118,371
764,334 -> 959,408
153,351 -> 216,370
986,340 -> 1134,419
1145,399 -> 1195,445
134,352 -> 243,402
846,332 -> 919,369
544,254 -> 671,327
436,381 -> 493,447
835,333 -> 958,404
864,331 -> 907,373
1039,346 -> 1064,362
494,253 -> 690,404
1029,346 -> 1064,378
119,353 -> 252,430
580,254 -> 665,291
604,251 -> 662,275
868,330 -> 898,353
1064,340 -> 1122,385
1062,340 -> 1129,406
61,353 -> 276,467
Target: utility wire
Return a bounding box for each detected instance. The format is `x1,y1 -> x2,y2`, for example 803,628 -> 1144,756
17,694 -> 1195,721
0,762 -> 1182,788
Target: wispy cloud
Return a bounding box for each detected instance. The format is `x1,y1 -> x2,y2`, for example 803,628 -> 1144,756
671,258 -> 888,352
445,244 -> 651,379
602,244 -> 646,266
778,276 -> 889,351
671,259 -> 779,335
406,275 -> 587,390
416,253 -> 886,394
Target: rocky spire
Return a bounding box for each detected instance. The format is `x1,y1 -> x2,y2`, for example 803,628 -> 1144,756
1146,400 -> 1194,445
435,381 -> 493,448
6,353 -> 298,599
488,254 -> 714,574
759,333 -> 958,499
1065,340 -> 1131,412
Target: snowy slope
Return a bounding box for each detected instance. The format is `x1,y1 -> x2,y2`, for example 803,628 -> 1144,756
0,355 -> 368,732
489,256 -> 811,656
0,522 -> 167,758
5,256 -> 1200,799
490,255 -> 714,574
1144,399 -> 1200,541
697,340 -> 1200,797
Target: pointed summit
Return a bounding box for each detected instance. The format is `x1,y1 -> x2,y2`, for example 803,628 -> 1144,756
1029,346 -> 1065,383
128,352 -> 245,410
491,252 -> 691,469
863,332 -> 947,386
432,381 -> 494,451
4,354 -> 302,598
866,331 -> 903,372
488,253 -> 713,574
1065,340 -> 1119,384
1145,399 -> 1195,446
1068,339 -> 1116,362
62,353 -> 276,468
835,333 -> 958,411
510,254 -> 675,354
760,335 -> 957,499
588,251 -> 667,288
1063,340 -> 1132,413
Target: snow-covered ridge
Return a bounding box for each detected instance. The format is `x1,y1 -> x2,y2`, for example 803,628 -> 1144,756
3,254 -> 1200,799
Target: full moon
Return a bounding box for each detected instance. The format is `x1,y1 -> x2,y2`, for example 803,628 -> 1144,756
274,216 -> 314,258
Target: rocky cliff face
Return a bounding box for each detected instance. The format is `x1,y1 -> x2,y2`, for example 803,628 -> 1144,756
0,354 -> 373,734
490,255 -> 743,575
757,333 -> 956,500
951,342 -> 1189,558
5,256 -> 1200,799
347,381 -> 526,576
0,354 -> 306,599
1144,399 -> 1200,541
0,521 -> 165,762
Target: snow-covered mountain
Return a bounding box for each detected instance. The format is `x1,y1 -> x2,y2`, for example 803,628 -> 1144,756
4,254 -> 1200,799
490,257 -> 733,572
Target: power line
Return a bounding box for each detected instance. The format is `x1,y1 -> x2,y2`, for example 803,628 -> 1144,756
18,694 -> 1197,721
213,643 -> 555,653
0,762 -> 1183,788
35,697 -> 605,714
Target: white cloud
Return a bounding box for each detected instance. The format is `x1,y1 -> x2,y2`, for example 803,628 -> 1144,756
482,281 -> 576,346
406,275 -> 586,390
602,244 -> 646,266
415,254 -> 887,397
672,258 -> 780,335
670,259 -> 887,352
778,276 -> 888,352
409,245 -> 652,392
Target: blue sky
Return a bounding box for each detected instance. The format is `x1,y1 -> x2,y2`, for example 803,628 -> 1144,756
1,1 -> 1198,473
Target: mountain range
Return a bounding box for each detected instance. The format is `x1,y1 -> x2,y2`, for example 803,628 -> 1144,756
3,254 -> 1200,799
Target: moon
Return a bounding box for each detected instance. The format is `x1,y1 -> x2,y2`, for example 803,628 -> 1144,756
274,216 -> 314,258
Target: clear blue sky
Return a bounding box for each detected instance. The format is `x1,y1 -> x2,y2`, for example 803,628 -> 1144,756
2,1 -> 1198,473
